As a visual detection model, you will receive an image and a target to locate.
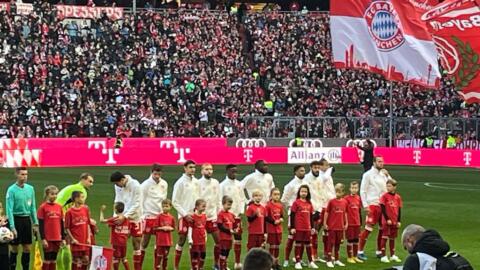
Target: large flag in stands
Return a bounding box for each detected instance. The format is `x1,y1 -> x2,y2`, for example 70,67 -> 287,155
330,0 -> 441,88
422,0 -> 480,103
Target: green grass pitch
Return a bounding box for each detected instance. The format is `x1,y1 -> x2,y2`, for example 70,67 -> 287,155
1,164 -> 479,270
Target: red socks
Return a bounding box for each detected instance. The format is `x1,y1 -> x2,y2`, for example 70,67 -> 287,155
214,244 -> 220,267
311,232 -> 318,259
133,250 -> 142,270
347,243 -> 353,258
294,243 -> 304,262
174,245 -> 183,269
389,238 -> 396,256
359,229 -> 371,251
285,235 -> 294,261
234,241 -> 241,264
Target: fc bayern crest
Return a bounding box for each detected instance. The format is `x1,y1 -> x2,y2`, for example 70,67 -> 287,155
364,0 -> 405,51
93,255 -> 108,270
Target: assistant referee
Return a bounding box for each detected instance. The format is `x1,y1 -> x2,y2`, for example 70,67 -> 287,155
5,167 -> 39,270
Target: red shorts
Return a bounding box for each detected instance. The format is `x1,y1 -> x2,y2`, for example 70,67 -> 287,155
233,218 -> 243,234
206,220 -> 219,233
155,246 -> 171,256
178,217 -> 189,235
129,220 -> 142,238
44,241 -> 61,253
220,239 -> 233,250
143,217 -> 158,235
382,225 -> 399,238
366,205 -> 382,226
113,245 -> 127,258
71,243 -> 89,252
71,250 -> 89,258
294,231 -> 311,242
346,226 -> 361,241
247,234 -> 265,249
190,245 -> 206,253
327,230 -> 344,245
267,233 -> 282,245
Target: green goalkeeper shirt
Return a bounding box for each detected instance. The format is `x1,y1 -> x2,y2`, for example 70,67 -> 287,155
6,182 -> 38,230
56,182 -> 87,211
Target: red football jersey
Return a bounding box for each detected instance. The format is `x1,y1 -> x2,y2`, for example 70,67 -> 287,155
246,203 -> 266,235
290,199 -> 313,231
37,202 -> 63,241
326,198 -> 348,231
189,213 -> 207,245
380,192 -> 402,224
65,206 -> 91,245
217,210 -> 236,241
344,194 -> 362,226
155,213 -> 175,247
106,217 -> 130,246
265,201 -> 283,234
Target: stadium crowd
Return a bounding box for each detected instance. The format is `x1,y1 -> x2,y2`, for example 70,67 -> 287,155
0,3 -> 479,139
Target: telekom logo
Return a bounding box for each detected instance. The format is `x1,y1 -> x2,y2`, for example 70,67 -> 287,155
160,141 -> 190,163
243,149 -> 253,162
413,150 -> 422,164
88,141 -> 119,164
463,152 -> 472,166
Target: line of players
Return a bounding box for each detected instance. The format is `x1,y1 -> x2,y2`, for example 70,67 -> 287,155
24,156 -> 402,270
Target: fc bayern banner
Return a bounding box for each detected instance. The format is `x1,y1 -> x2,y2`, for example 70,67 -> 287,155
330,0 -> 441,88
422,0 -> 480,103
89,246 -> 113,270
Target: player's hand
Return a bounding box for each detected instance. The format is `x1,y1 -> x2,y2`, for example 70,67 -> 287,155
364,207 -> 370,215
311,228 -> 316,235
324,225 -> 329,230
12,229 -> 18,239
71,238 -> 79,245
397,222 -> 401,228
90,218 -> 97,226
42,239 -> 49,249
185,215 -> 193,223
290,228 -> 296,235
387,219 -> 392,225
33,224 -> 39,233
114,215 -> 126,225
100,205 -> 107,211
381,169 -> 390,176
61,240 -> 67,247
279,218 -> 284,223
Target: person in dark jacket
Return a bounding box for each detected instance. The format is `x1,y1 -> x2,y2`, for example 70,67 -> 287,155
356,139 -> 375,172
401,224 -> 472,270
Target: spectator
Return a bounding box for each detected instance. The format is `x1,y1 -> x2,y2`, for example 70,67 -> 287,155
243,248 -> 274,270
401,224 -> 473,270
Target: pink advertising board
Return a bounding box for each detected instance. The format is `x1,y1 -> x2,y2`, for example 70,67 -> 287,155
341,147 -> 479,168
0,138 -> 479,168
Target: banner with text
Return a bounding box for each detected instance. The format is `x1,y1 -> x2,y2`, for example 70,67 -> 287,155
0,138 -> 479,168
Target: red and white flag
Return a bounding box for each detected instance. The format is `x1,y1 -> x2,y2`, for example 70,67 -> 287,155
330,0 -> 441,88
422,0 -> 480,103
89,246 -> 113,270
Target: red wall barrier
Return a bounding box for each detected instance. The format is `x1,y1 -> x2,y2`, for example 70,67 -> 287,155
1,138 -> 479,168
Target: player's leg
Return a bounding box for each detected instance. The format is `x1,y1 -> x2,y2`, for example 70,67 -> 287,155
358,205 -> 379,260
232,218 -> 242,269
346,227 -> 355,263
199,245 -> 206,270
21,243 -> 32,270
162,247 -> 170,270
81,254 -> 90,270
9,244 -> 19,270
175,218 -> 188,270
283,231 -> 294,267
129,220 -> 143,270
140,233 -> 151,267
389,227 -> 401,262
208,222 -> 221,269
219,240 -> 231,270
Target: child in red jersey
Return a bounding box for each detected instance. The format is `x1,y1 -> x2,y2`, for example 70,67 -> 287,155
154,199 -> 175,270
265,187 -> 284,269
188,199 -> 207,270
37,185 -> 65,270
100,202 -> 130,270
246,189 -> 266,250
290,184 -> 318,269
217,196 -> 236,270
324,183 -> 348,268
344,181 -> 364,264
65,191 -> 91,270
379,179 -> 403,264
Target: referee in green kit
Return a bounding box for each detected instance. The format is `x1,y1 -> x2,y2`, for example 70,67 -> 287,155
5,167 -> 39,270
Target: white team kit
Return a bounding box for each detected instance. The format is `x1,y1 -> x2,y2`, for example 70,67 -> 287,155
114,175 -> 143,236
172,173 -> 200,234
281,176 -> 308,213
241,170 -> 275,204
199,176 -> 222,232
305,168 -> 335,213
140,175 -> 168,234
360,167 -> 391,208
219,177 -> 246,217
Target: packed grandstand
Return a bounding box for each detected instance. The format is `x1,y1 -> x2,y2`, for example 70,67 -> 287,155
0,2 -> 478,140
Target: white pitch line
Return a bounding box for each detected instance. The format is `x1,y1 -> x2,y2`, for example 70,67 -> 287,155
424,182 -> 480,191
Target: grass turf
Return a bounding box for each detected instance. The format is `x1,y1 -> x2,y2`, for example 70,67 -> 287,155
1,164 -> 479,270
